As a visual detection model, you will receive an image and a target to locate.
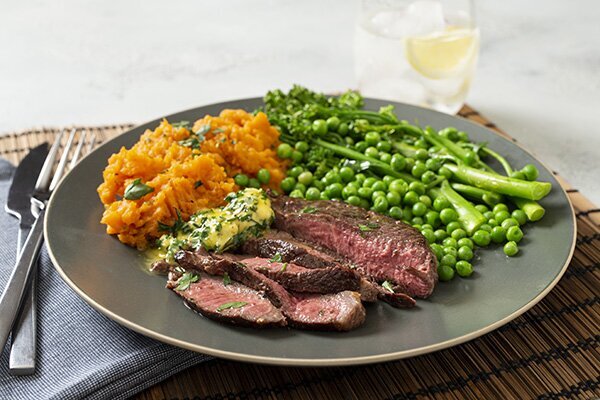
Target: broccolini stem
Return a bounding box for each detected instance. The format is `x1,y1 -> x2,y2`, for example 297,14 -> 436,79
439,181 -> 487,235
509,197 -> 546,221
481,147 -> 514,176
451,183 -> 504,206
444,163 -> 552,201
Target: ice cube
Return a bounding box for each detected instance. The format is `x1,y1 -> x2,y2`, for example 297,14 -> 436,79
368,0 -> 446,38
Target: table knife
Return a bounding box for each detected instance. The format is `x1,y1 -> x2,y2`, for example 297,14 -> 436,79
4,143 -> 49,374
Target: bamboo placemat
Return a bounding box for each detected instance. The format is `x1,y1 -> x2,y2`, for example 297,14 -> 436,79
1,106 -> 598,400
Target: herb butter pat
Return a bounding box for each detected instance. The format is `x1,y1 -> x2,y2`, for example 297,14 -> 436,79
157,188 -> 274,260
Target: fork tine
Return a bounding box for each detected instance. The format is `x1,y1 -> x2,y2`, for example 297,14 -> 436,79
87,133 -> 97,154
69,130 -> 87,170
35,129 -> 65,192
49,128 -> 77,192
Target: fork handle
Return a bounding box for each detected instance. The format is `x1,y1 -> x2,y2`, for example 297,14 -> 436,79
9,225 -> 38,374
0,209 -> 45,353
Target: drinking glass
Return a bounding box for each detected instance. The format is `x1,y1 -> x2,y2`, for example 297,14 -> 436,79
355,0 -> 479,114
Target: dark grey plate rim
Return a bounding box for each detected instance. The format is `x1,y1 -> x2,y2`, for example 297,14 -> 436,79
44,98 -> 577,366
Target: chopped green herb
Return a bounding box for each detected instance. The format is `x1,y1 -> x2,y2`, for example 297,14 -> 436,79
158,209 -> 186,235
301,206 -> 318,214
195,124 -> 211,135
269,253 -> 283,263
280,263 -> 288,272
358,222 -> 380,232
194,180 -> 203,189
172,120 -> 190,129
213,127 -> 225,134
367,222 -> 379,229
223,272 -> 231,286
175,272 -> 199,291
178,137 -> 201,149
382,280 -> 395,293
124,178 -> 154,200
216,301 -> 247,312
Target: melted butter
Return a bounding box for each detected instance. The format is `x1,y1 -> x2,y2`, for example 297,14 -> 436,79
153,188 -> 274,262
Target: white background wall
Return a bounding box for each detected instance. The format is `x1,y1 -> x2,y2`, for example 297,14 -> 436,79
1,0 -> 599,204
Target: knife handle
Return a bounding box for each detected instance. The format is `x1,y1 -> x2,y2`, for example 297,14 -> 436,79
0,209 -> 45,354
8,225 -> 37,374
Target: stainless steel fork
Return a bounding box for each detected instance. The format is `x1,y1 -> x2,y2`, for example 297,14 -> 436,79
0,129 -> 93,369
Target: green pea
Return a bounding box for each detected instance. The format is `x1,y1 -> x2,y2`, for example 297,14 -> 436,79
419,195 -> 432,208
457,131 -> 469,142
404,157 -> 416,172
408,181 -> 425,195
319,192 -> 330,200
389,179 -> 408,196
438,265 -> 455,282
433,197 -> 451,211
475,204 -> 489,213
490,226 -> 507,243
510,171 -> 526,180
412,202 -> 427,217
313,180 -> 325,191
386,191 -> 402,206
503,241 -> 519,256
451,228 -> 467,240
355,173 -> 366,185
425,158 -> 442,171
358,187 -> 374,199
479,224 -> 492,232
294,141 -> 309,153
288,166 -> 302,178
512,210 -> 527,225
326,183 -> 343,199
372,196 -> 389,213
443,246 -> 458,257
338,167 -> 355,183
501,218 -> 519,230
472,230 -> 491,247
364,147 -> 379,158
324,171 -> 342,185
404,191 -> 419,206
294,183 -> 307,194
389,206 -> 403,220
291,150 -> 304,163
234,173 -> 249,187
289,189 -> 304,198
382,175 -> 395,186
345,136 -> 355,146
488,219 -> 498,227
297,171 -> 313,186
305,187 -> 321,201
391,154 -> 407,172
457,238 -> 474,249
483,211 -> 494,220
411,217 -> 424,226
363,177 -> 377,188
402,207 -> 413,221
377,141 -> 392,152
342,185 -> 358,199
457,245 -> 474,261
493,204 -> 509,213
280,177 -> 296,193
438,166 -> 453,178
257,168 -> 271,184
421,224 -> 433,231
414,139 -> 428,149
440,208 -> 459,224
346,195 -> 361,207
422,229 -> 436,243
379,153 -> 392,164
506,226 -> 524,242
494,210 -> 511,224
415,149 -> 429,160
439,127 -> 458,140
455,261 -> 473,277
338,122 -> 349,135
411,162 -> 427,178
440,254 -> 457,267
326,116 -> 340,132
365,131 -> 380,145
276,143 -> 293,159
442,237 -> 458,248
371,181 -> 387,192
446,221 -> 462,234
430,243 -> 444,261
434,229 -> 448,242
372,190 -> 386,201
248,178 -> 261,188
312,119 -> 327,136
421,171 -> 437,184
425,210 -> 441,227
521,164 -> 539,181
355,141 -> 368,153
358,199 -> 371,209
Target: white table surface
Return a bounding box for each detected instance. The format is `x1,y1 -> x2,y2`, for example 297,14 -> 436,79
1,0 -> 599,204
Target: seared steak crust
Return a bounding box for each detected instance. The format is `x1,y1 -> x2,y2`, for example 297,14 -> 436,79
270,196 -> 438,298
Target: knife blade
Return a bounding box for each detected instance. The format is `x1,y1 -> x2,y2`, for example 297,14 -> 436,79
4,142 -> 48,374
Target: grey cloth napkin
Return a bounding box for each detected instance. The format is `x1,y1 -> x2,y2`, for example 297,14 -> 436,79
0,159 -> 211,400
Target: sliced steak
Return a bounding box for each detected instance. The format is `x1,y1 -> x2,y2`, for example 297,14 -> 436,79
242,231 -> 379,303
167,271 -> 286,328
174,250 -> 366,331
231,255 -> 361,294
270,196 -> 438,298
